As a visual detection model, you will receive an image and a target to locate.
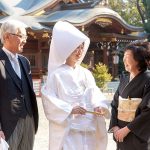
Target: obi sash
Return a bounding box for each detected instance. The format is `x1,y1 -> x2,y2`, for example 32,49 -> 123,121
117,96 -> 142,122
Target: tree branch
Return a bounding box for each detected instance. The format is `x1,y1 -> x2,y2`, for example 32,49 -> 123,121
136,0 -> 145,24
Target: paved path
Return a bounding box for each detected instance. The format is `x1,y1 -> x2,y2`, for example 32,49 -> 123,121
34,97 -> 116,150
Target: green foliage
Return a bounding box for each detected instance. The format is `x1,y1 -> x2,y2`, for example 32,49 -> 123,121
108,0 -> 143,26
92,63 -> 112,90
142,0 -> 150,34
81,63 -> 89,69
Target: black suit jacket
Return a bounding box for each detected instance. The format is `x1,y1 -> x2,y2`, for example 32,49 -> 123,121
0,49 -> 38,140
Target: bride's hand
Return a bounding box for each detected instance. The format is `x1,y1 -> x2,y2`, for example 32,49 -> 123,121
94,107 -> 105,116
71,106 -> 86,115
0,130 -> 5,139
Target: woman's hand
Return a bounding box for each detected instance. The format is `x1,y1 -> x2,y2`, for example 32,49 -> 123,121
115,126 -> 130,142
112,126 -> 120,140
71,106 -> 86,115
0,130 -> 5,139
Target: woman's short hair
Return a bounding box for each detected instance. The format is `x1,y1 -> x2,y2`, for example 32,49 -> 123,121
124,45 -> 149,71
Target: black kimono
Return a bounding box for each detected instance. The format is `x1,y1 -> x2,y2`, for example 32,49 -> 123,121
109,70 -> 150,150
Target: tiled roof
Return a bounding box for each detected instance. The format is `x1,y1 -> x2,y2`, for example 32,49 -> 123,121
0,0 -> 144,33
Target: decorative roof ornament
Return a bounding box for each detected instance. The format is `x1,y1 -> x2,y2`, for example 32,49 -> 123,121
95,18 -> 112,28
128,39 -> 149,48
63,0 -> 79,4
99,0 -> 109,6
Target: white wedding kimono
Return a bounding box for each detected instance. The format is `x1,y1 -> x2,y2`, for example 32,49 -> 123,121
41,21 -> 109,150
42,64 -> 110,150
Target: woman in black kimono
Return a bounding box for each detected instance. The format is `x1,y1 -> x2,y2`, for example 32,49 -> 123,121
109,45 -> 150,150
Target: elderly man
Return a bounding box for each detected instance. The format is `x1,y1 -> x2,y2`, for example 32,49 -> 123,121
0,20 -> 38,150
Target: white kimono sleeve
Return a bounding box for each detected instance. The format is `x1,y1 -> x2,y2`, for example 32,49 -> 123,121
83,69 -> 110,118
0,138 -> 9,150
41,74 -> 73,124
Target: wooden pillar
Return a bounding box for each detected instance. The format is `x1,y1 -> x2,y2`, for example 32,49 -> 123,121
94,50 -> 101,64
103,48 -> 108,65
109,42 -> 119,79
37,39 -> 43,78
101,42 -> 109,65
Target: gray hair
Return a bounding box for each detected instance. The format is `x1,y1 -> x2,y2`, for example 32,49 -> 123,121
0,20 -> 27,44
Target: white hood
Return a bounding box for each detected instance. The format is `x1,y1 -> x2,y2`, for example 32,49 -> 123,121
48,21 -> 90,75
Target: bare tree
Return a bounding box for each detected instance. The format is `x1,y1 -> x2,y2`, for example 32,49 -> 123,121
136,0 -> 150,40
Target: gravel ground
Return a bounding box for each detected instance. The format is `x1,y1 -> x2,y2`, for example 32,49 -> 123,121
33,97 -> 116,150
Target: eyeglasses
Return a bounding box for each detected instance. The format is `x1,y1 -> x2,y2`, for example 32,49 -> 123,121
9,33 -> 28,40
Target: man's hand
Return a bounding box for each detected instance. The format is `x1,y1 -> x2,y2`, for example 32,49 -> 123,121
0,130 -> 5,139
71,106 -> 86,115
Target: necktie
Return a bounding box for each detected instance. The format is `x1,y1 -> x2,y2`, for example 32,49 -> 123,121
12,57 -> 21,78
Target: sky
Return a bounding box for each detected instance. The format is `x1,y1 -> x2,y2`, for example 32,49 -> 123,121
4,0 -> 22,6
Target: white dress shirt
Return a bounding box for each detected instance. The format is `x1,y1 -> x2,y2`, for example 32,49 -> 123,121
2,47 -> 21,78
